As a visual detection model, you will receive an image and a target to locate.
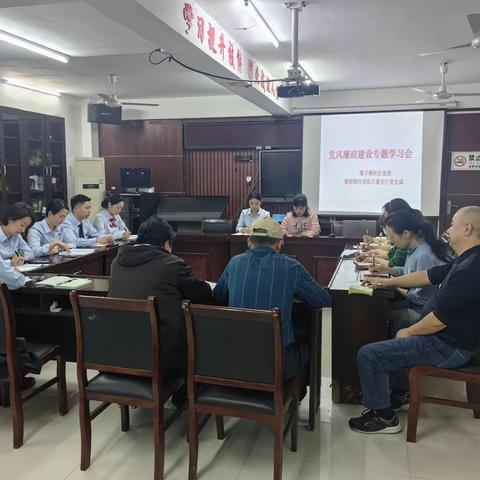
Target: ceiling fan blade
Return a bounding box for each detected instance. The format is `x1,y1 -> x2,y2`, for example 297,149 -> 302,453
467,13 -> 480,35
414,99 -> 428,104
450,92 -> 480,97
97,93 -> 111,101
419,43 -> 471,56
121,102 -> 160,106
412,88 -> 432,94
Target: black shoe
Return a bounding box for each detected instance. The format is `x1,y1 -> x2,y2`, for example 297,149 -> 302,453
349,409 -> 402,434
21,376 -> 36,391
390,391 -> 410,411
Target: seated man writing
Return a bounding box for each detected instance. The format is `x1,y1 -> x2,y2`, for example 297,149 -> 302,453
213,216 -> 331,395
349,206 -> 480,434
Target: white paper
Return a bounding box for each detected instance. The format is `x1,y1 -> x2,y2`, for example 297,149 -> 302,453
16,264 -> 42,272
59,248 -> 96,257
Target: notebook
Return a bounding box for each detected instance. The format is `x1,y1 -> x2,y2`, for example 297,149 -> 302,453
36,276 -> 92,289
348,284 -> 373,296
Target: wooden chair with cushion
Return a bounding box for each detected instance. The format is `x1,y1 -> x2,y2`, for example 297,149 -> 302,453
182,301 -> 299,480
0,283 -> 68,448
407,350 -> 480,443
69,292 -> 184,480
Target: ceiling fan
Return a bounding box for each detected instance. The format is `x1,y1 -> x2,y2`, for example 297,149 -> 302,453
97,74 -> 159,107
419,14 -> 480,56
412,63 -> 480,102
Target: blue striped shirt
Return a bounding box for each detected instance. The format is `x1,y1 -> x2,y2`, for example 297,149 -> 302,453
213,246 -> 331,346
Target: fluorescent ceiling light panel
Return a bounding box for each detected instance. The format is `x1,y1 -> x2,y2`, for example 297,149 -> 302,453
2,78 -> 61,97
245,0 -> 279,48
0,29 -> 69,63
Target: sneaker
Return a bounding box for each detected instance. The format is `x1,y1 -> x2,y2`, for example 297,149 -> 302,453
390,391 -> 410,411
349,409 -> 402,434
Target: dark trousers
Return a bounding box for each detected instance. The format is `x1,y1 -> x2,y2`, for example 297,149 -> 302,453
283,342 -> 310,399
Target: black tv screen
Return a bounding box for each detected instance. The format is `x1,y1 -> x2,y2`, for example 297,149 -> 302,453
87,103 -> 122,124
260,150 -> 302,201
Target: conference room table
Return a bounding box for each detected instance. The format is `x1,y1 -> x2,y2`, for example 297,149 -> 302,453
11,258 -> 325,431
328,253 -> 396,403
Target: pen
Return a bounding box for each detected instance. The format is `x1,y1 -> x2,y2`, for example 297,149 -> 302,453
71,270 -> 82,275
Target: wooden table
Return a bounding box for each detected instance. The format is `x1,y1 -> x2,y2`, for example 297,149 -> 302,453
328,256 -> 395,403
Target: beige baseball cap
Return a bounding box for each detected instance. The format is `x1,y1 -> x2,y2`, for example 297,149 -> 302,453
250,216 -> 284,239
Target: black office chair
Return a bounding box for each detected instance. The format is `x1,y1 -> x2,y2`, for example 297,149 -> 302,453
0,283 -> 68,448
70,292 -> 184,480
182,301 -> 299,480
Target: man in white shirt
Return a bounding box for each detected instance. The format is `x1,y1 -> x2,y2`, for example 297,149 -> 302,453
63,194 -> 113,247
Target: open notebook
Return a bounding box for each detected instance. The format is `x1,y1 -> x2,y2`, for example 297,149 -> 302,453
36,276 -> 92,289
15,264 -> 42,273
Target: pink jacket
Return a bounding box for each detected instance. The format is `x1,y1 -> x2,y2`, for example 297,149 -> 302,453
281,211 -> 320,236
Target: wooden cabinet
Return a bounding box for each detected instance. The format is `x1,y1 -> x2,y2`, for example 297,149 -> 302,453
0,107 -> 66,216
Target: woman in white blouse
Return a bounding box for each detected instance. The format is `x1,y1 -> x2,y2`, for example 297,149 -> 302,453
93,194 -> 130,241
0,202 -> 34,265
27,199 -> 72,257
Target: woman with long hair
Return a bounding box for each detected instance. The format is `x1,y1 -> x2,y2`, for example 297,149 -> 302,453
371,209 -> 450,313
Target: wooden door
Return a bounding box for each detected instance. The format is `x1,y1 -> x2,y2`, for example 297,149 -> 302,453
440,113 -> 480,232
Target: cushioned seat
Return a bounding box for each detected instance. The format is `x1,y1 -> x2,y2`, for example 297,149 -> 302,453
197,384 -> 275,414
86,373 -> 154,401
26,342 -> 59,360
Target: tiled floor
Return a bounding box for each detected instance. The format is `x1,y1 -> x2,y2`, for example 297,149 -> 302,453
0,362 -> 479,480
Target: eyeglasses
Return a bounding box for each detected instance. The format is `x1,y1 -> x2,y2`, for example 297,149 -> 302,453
440,230 -> 450,243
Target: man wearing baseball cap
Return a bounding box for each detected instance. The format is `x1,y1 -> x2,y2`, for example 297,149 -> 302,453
213,216 -> 330,389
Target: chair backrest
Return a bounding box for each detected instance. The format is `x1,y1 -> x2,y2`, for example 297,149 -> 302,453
182,301 -> 283,393
0,283 -> 16,355
69,292 -> 160,378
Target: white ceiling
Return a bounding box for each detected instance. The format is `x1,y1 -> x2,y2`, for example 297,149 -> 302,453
0,0 -> 479,103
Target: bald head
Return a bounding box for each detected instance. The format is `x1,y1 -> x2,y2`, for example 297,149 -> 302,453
456,206 -> 480,238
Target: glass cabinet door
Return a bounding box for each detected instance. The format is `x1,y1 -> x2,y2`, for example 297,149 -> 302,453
0,112 -> 24,209
24,115 -> 49,216
46,118 -> 66,201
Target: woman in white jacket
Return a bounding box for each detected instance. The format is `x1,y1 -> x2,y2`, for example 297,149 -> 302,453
93,193 -> 130,241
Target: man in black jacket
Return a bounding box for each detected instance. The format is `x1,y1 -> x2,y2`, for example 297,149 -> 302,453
108,215 -> 212,377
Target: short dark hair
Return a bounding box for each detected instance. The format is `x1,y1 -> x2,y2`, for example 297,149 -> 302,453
1,202 -> 34,225
70,194 -> 91,210
247,192 -> 262,203
137,215 -> 176,248
44,199 -> 68,216
292,193 -> 310,217
101,193 -> 124,209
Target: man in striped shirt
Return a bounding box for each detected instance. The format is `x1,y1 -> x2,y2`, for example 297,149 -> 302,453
213,217 -> 330,391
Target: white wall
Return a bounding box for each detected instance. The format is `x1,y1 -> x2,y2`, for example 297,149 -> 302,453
121,94 -> 269,120
0,84 -> 92,198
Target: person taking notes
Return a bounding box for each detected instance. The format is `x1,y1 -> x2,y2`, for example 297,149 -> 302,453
236,192 -> 270,233
281,193 -> 320,237
93,193 -> 130,241
63,194 -> 113,248
27,199 -> 73,256
0,202 -> 34,265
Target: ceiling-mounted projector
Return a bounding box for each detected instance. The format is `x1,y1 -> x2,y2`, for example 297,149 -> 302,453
278,83 -> 319,98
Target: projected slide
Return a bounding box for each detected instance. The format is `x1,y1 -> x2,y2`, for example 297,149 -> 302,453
319,112 -> 423,214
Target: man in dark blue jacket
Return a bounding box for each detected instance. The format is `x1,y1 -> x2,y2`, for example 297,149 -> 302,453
213,216 -> 331,387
